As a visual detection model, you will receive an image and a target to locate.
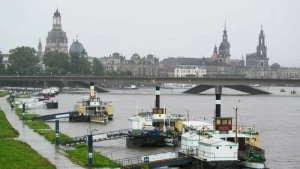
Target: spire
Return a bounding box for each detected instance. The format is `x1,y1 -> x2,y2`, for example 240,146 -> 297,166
214,45 -> 218,54
223,19 -> 227,34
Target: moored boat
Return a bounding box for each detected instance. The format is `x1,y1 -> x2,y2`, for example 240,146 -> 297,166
128,86 -> 186,147
180,86 -> 266,169
73,82 -> 113,123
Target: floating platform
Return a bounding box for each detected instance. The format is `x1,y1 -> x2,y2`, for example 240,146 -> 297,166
46,101 -> 58,109
126,135 -> 164,147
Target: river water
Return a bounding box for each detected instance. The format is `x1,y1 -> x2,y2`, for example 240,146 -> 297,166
27,86 -> 300,169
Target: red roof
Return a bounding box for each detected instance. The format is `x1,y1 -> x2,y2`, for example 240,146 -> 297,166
211,53 -> 218,59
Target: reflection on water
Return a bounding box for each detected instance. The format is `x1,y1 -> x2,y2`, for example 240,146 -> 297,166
27,86 -> 300,169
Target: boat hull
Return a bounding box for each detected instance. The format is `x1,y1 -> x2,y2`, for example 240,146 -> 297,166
163,137 -> 178,147
242,161 -> 266,169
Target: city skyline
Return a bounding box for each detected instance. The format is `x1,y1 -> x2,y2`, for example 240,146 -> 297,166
1,0 -> 299,67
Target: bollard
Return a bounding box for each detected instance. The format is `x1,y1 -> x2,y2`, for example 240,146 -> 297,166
22,103 -> 25,120
55,120 -> 59,145
88,134 -> 93,166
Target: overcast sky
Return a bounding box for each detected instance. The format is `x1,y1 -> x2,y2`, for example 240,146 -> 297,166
1,0 -> 299,67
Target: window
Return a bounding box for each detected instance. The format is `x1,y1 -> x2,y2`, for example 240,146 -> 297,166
222,119 -> 228,125
216,119 -> 221,125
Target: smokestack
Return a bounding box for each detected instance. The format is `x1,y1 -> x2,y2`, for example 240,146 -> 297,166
155,86 -> 160,108
215,86 -> 222,117
90,82 -> 95,99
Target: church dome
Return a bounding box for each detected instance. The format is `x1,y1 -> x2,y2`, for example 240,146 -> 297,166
131,53 -> 140,60
69,39 -> 85,53
47,29 -> 68,44
54,9 -> 60,17
219,41 -> 230,50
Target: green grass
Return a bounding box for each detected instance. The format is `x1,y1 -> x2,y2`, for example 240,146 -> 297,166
0,110 -> 19,138
34,129 -> 74,144
25,121 -> 51,129
15,108 -> 39,120
0,91 -> 10,97
65,144 -> 121,168
0,139 -> 56,169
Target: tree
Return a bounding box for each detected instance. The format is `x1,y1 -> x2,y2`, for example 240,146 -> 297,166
70,52 -> 80,74
126,70 -> 132,77
92,58 -> 105,76
78,56 -> 91,75
43,51 -> 70,74
0,53 -> 5,74
8,46 -> 39,75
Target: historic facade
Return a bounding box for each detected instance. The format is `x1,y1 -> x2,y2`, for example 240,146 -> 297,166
45,9 -> 68,53
246,26 -> 269,70
174,65 -> 206,77
217,23 -> 231,65
99,52 -> 159,77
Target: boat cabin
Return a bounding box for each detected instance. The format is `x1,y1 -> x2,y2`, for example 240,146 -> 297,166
215,117 -> 232,133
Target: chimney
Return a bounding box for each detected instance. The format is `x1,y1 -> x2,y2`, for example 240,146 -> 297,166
90,82 -> 95,99
155,86 -> 160,108
215,86 -> 222,117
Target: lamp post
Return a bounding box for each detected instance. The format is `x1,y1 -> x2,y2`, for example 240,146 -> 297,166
88,128 -> 98,166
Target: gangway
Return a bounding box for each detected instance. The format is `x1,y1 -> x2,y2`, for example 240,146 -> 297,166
62,128 -> 130,146
32,111 -> 80,121
113,151 -> 193,169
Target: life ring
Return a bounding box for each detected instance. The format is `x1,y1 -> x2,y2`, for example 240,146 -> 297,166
203,126 -> 208,132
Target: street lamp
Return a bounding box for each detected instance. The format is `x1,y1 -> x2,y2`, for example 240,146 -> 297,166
88,128 -> 98,166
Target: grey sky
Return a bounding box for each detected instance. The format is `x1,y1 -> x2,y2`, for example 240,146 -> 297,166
1,0 -> 299,67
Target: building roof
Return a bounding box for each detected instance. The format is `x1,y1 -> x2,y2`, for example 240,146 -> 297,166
131,53 -> 140,60
47,29 -> 68,44
54,9 -> 60,17
69,39 -> 85,54
211,53 -> 218,59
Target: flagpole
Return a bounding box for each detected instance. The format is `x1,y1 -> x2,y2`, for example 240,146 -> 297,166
163,100 -> 166,132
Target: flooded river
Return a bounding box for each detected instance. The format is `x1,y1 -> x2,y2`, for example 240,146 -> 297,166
27,86 -> 300,169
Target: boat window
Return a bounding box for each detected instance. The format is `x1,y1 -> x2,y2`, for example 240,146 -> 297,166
228,119 -> 232,125
216,119 -> 221,125
222,119 -> 228,125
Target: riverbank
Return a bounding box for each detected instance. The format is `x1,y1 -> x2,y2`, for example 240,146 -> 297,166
3,92 -> 121,168
0,95 -> 84,169
0,108 -> 55,169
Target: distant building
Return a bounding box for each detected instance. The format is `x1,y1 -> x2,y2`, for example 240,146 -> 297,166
45,9 -> 68,53
98,52 -> 159,77
69,38 -> 88,57
1,53 -> 10,69
278,67 -> 300,79
174,65 -> 206,77
160,23 -> 245,77
246,26 -> 269,69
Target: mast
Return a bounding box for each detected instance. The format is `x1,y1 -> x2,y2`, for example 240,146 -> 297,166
235,107 -> 238,143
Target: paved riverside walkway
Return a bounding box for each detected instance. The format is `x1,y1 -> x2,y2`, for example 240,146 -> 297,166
0,97 -> 84,169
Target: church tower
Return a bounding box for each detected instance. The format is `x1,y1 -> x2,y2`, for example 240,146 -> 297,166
45,9 -> 68,53
218,21 -> 231,64
256,25 -> 267,58
37,38 -> 43,63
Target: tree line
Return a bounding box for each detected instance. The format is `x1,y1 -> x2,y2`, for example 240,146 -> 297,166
0,46 -> 132,77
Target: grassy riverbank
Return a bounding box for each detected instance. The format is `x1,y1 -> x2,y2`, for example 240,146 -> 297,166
0,110 -> 56,169
0,110 -> 19,138
0,91 -> 9,97
0,139 -> 56,169
4,94 -> 120,168
65,144 -> 121,168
